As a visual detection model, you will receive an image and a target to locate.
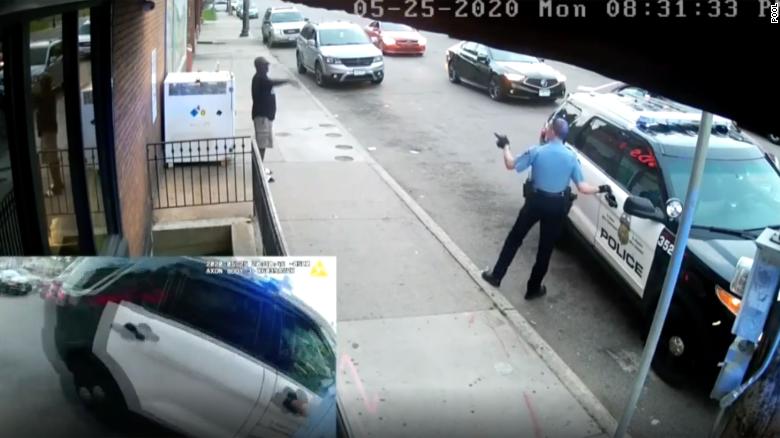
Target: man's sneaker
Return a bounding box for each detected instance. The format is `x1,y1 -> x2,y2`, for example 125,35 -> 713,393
266,175 -> 275,183
525,285 -> 547,300
264,168 -> 273,176
481,270 -> 501,288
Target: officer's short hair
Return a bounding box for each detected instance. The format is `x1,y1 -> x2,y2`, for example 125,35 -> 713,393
552,118 -> 569,140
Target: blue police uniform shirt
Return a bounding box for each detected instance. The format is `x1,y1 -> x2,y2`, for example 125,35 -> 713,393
514,138 -> 584,193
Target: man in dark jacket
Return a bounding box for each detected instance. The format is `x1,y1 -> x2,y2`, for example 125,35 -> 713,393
252,56 -> 293,182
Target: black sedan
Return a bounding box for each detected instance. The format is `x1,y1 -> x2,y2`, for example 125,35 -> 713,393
446,41 -> 566,102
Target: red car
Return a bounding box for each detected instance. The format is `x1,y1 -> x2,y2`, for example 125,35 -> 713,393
364,21 -> 426,56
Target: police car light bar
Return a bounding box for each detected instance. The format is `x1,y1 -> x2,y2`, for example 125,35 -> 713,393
576,81 -> 625,94
636,111 -> 733,132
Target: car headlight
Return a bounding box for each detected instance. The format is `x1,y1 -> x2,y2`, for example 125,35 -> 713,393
556,74 -> 567,83
274,28 -> 284,34
716,285 -> 742,316
418,37 -> 427,45
382,36 -> 396,45
373,56 -> 383,63
503,73 -> 526,82
323,57 -> 340,65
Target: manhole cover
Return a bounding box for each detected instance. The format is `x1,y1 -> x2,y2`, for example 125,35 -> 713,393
335,145 -> 353,150
335,156 -> 354,161
320,123 -> 336,127
276,132 -> 291,137
326,133 -> 342,138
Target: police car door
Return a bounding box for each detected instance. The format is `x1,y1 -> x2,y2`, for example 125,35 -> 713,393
251,306 -> 335,437
579,119 -> 666,296
96,271 -> 269,438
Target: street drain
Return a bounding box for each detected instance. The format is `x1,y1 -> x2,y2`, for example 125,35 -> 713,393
326,133 -> 342,138
320,123 -> 336,127
335,145 -> 353,150
276,132 -> 291,137
335,156 -> 354,161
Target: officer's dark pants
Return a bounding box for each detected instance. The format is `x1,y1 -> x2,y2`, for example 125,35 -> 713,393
491,194 -> 567,292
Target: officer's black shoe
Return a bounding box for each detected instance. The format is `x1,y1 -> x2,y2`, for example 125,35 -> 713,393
525,285 -> 547,300
481,270 -> 501,288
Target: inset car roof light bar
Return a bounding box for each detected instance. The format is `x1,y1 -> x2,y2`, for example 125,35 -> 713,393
614,112 -> 714,438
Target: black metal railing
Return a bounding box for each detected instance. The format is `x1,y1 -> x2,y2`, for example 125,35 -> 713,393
0,189 -> 24,255
251,140 -> 288,256
147,137 -> 253,209
38,148 -> 104,216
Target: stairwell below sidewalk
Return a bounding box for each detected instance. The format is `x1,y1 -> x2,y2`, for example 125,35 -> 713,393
149,187 -> 269,256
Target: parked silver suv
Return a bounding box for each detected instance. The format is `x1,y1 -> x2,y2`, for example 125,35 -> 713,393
296,21 -> 384,86
261,6 -> 308,47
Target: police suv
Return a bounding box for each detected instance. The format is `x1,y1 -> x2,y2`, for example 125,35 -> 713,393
544,86 -> 780,386
42,257 -> 336,437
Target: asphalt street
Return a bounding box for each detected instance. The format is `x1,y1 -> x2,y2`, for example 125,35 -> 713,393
234,2 -> 780,436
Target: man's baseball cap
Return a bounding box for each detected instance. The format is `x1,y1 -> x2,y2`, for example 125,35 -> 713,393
552,117 -> 569,140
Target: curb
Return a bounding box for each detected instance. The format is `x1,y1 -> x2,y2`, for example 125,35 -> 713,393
261,43 -> 622,438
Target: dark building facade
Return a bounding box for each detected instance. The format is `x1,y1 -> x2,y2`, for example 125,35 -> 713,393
0,0 -> 204,256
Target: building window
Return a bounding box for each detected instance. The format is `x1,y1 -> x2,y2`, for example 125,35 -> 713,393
166,0 -> 188,72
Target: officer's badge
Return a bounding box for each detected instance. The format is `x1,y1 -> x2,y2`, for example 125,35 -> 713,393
618,213 -> 631,245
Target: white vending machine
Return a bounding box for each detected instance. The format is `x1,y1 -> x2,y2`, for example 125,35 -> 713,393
163,70 -> 236,166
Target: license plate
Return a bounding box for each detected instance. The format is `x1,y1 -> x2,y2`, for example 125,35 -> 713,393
539,88 -> 551,97
353,69 -> 368,76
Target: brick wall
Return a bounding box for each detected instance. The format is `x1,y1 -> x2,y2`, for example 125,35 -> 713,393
112,1 -> 166,256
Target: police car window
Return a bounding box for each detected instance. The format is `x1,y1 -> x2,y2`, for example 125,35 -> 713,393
276,311 -> 336,395
168,278 -> 260,351
577,118 -> 624,180
95,266 -> 170,310
476,44 -> 488,57
555,103 -> 581,126
62,258 -> 128,293
615,140 -> 663,208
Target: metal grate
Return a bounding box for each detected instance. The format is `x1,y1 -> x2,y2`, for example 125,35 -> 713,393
525,78 -> 558,88
341,57 -> 374,67
147,137 -> 253,209
39,148 -> 103,216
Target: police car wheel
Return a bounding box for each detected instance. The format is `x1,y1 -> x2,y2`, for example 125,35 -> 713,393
650,302 -> 701,388
769,133 -> 780,145
71,356 -> 128,422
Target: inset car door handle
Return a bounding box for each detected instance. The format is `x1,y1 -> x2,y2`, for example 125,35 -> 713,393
604,192 -> 618,208
124,323 -> 146,341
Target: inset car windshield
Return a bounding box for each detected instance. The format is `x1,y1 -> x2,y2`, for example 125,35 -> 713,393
665,156 -> 780,231
490,48 -> 539,63
319,28 -> 370,46
271,11 -> 303,22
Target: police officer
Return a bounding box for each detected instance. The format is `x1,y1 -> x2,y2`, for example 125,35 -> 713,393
482,118 -> 611,299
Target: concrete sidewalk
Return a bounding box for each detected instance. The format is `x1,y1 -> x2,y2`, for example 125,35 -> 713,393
196,13 -> 617,437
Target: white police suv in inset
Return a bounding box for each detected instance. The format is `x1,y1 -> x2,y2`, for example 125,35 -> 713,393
544,84 -> 780,387
42,257 -> 336,438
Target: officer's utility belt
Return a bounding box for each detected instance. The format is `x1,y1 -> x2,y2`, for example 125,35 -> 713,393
523,180 -> 577,212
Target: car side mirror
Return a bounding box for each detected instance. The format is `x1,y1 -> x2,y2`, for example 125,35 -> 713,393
304,18 -> 309,21
624,196 -> 665,222
538,58 -> 545,63
477,55 -> 488,64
